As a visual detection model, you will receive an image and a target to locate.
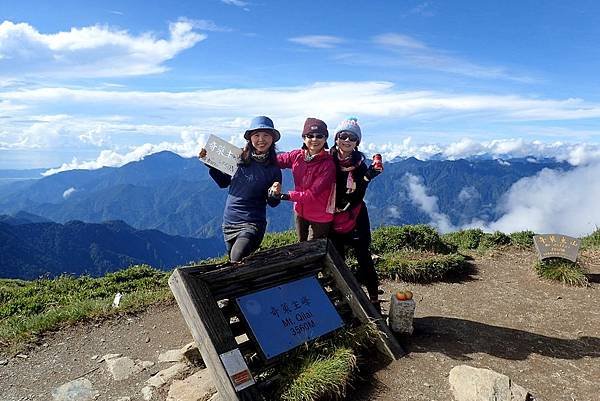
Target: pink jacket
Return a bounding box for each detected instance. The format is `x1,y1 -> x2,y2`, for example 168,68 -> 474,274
277,149 -> 336,223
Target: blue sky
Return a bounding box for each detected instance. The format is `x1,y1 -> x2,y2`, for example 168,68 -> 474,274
2,0 -> 600,171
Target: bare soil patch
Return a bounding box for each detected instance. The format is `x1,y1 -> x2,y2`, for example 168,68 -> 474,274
1,249 -> 598,401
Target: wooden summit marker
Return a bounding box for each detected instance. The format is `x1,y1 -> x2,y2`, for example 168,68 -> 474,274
168,239 -> 403,401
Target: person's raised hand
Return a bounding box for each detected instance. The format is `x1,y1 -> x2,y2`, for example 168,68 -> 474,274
198,148 -> 207,159
268,182 -> 281,199
365,164 -> 382,181
270,182 -> 281,195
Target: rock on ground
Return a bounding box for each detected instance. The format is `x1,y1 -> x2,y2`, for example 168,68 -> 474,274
141,385 -> 154,401
147,362 -> 189,388
52,378 -> 99,401
158,342 -> 202,365
104,355 -> 143,381
449,365 -> 532,401
167,369 -> 216,401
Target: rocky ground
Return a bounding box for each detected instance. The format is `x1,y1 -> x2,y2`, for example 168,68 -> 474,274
1,249 -> 599,401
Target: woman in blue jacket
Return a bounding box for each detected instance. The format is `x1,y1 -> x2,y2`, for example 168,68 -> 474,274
199,116 -> 282,262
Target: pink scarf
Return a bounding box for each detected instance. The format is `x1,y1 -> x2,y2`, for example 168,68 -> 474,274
336,151 -> 364,194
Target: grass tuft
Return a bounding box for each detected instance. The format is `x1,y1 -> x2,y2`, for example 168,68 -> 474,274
534,258 -> 589,287
279,347 -> 357,401
376,251 -> 468,282
273,323 -> 377,401
443,229 -> 535,251
581,228 -> 600,250
478,231 -> 511,250
509,230 -> 535,249
442,229 -> 484,250
371,225 -> 455,255
258,230 -> 298,251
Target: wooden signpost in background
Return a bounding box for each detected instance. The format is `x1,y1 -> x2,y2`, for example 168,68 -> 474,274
533,234 -> 581,262
169,239 -> 403,401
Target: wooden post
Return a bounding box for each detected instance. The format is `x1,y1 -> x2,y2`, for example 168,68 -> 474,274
169,270 -> 263,401
323,240 -> 404,360
169,238 -> 403,401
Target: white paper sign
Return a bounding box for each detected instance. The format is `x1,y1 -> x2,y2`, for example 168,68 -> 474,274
203,134 -> 242,176
219,348 -> 255,391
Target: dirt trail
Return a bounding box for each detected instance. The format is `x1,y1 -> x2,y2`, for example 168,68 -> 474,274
1,249 -> 598,401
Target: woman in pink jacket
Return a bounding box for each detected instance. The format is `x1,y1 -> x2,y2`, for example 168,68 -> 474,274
270,118 -> 336,241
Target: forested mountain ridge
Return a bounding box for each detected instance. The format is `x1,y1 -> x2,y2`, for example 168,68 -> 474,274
0,218 -> 222,279
0,152 -> 570,238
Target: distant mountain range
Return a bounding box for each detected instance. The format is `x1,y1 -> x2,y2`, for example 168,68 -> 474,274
0,216 -> 223,280
364,156 -> 571,228
0,151 -> 572,279
0,151 -> 296,238
0,151 -> 571,237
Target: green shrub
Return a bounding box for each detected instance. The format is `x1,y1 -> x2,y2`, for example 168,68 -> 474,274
443,229 -> 533,250
442,229 -> 484,250
534,258 -> 588,287
376,252 -> 468,282
371,225 -> 454,254
581,228 -> 600,249
479,231 -> 511,249
509,230 -> 535,249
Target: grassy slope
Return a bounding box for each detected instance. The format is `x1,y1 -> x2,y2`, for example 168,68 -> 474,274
2,226 -> 598,349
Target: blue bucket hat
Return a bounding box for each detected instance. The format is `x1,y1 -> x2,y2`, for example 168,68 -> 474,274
244,116 -> 281,142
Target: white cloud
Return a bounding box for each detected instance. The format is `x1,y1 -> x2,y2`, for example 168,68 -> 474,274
1,115 -> 72,149
402,165 -> 600,237
366,137 -> 600,167
2,81 -> 600,171
5,82 -> 600,124
405,173 -> 455,233
0,99 -> 26,114
442,138 -> 529,159
409,2 -> 436,17
387,206 -> 401,218
442,138 -> 482,159
0,20 -> 205,78
189,19 -> 232,32
42,130 -> 208,175
558,143 -> 600,165
0,115 -> 113,149
372,33 -> 426,49
79,126 -> 109,147
371,33 -> 532,82
458,186 -> 479,202
220,0 -> 249,9
0,112 -> 209,151
62,187 -> 77,199
289,35 -> 345,49
482,163 -> 600,237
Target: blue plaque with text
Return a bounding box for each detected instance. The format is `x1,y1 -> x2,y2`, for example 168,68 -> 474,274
236,276 -> 344,359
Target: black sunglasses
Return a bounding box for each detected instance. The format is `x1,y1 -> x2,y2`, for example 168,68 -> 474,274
303,133 -> 326,139
338,133 -> 358,142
